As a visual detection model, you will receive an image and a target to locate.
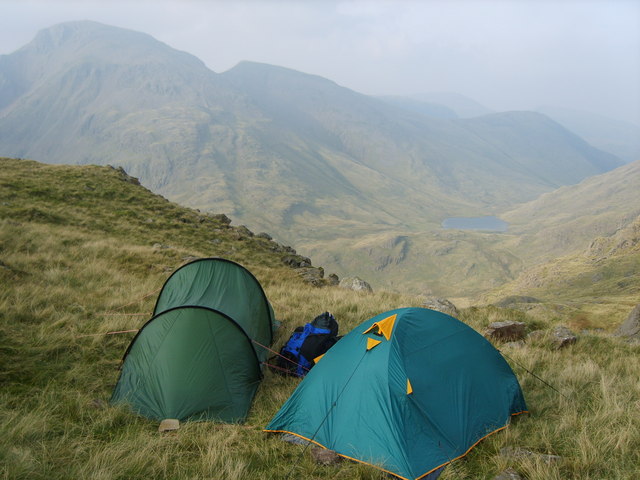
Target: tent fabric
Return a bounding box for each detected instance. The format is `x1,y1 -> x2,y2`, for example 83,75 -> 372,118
265,307 -> 527,480
153,257 -> 274,359
111,258 -> 275,423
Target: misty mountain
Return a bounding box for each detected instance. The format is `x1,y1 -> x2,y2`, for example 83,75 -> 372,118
409,92 -> 494,118
376,95 -> 459,119
0,21 -> 628,295
536,106 -> 640,163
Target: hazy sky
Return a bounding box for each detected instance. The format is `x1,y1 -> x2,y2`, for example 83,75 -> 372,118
1,0 -> 639,125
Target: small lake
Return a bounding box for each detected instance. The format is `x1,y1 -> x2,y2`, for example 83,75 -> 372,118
441,216 -> 508,232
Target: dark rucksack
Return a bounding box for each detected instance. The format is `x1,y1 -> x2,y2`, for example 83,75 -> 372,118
275,312 -> 340,377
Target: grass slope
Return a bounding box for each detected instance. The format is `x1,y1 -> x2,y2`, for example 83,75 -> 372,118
482,216 -> 640,328
1,158 -> 638,479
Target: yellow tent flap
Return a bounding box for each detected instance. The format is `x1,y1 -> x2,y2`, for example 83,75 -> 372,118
363,314 -> 397,341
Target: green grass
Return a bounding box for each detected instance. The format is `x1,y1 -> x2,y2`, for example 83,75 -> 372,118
1,158 -> 638,479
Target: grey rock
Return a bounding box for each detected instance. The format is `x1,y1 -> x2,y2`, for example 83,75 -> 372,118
297,266 -> 325,286
551,326 -> 577,349
153,243 -> 171,249
615,304 -> 640,339
339,276 -> 373,293
256,232 -> 273,240
422,297 -> 459,316
485,321 -> 527,341
282,254 -> 312,268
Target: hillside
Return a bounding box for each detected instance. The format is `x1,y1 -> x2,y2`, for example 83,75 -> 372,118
0,21 -> 626,296
1,157 -> 639,479
501,160 -> 640,262
304,161 -> 640,299
483,215 -> 640,326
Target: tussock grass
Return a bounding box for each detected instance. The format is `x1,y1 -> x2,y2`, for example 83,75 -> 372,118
1,158 -> 638,479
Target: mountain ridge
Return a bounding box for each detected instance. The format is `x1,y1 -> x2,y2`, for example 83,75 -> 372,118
0,20 -> 629,296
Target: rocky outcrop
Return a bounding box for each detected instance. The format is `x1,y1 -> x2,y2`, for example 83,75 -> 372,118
421,297 -> 459,316
484,321 -> 527,341
339,276 -> 373,293
550,326 -> 577,349
615,304 -> 640,339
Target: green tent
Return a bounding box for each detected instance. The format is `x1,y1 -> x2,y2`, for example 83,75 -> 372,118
265,307 -> 527,480
111,258 -> 275,423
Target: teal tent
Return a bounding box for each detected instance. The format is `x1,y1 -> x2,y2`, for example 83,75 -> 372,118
111,258 -> 275,423
265,307 -> 527,480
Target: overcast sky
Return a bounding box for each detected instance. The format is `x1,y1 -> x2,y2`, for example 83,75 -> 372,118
1,0 -> 639,125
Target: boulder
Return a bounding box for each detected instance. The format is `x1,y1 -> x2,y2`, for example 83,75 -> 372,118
281,254 -> 312,268
551,326 -> 577,349
297,267 -> 325,287
484,321 -> 527,341
422,297 -> 459,316
339,276 -> 373,293
615,304 -> 640,339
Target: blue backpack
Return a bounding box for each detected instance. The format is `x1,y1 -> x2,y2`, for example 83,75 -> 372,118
275,312 -> 340,377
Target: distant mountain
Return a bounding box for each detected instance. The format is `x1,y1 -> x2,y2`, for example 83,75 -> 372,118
376,95 -> 458,119
537,106 -> 640,163
0,21 -> 627,296
409,92 -> 494,118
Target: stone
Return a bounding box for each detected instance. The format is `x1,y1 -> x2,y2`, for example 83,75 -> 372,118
297,267 -> 325,286
421,297 -> 459,316
158,419 -> 180,433
339,276 -> 373,293
551,326 -> 577,349
256,232 -> 273,240
310,447 -> 342,466
493,468 -> 523,480
484,321 -> 527,341
615,304 -> 640,339
282,254 -> 312,268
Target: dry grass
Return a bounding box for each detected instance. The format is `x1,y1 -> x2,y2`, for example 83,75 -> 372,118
1,159 -> 639,479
